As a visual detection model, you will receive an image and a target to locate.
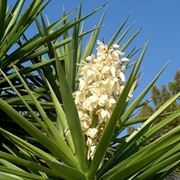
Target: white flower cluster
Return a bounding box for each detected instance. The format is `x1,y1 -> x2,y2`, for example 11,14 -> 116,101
73,40 -> 129,159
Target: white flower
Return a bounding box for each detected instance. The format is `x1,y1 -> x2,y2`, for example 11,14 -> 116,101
111,50 -> 122,60
86,137 -> 92,146
81,120 -> 90,131
88,145 -> 96,160
119,52 -> 125,56
121,57 -> 129,62
119,71 -> 126,83
98,94 -> 108,106
121,65 -> 126,72
110,66 -> 116,77
119,85 -> 125,94
86,70 -> 96,84
74,91 -> 84,104
86,55 -> 94,62
106,97 -> 116,108
97,109 -> 110,123
89,86 -> 102,96
96,40 -> 108,57
81,113 -> 90,121
79,78 -> 86,90
82,95 -> 98,111
112,44 -> 120,48
86,128 -> 98,138
73,40 -> 130,159
101,65 -> 110,75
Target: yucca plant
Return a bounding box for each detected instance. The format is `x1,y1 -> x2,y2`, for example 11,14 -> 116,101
0,1 -> 179,179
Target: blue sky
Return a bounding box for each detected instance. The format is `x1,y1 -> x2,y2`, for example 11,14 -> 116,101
43,0 -> 180,94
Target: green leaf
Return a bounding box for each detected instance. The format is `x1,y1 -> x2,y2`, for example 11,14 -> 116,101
2,3 -> 104,67
144,109 -> 180,140
46,161 -> 86,180
0,69 -> 49,135
100,92 -> 180,176
107,15 -> 129,47
0,99 -> 78,167
82,10 -> 105,61
25,27 -> 99,60
0,159 -> 25,173
54,50 -> 88,172
101,126 -> 180,180
46,80 -> 75,153
68,23 -> 79,91
126,92 -> 180,143
2,0 -> 24,41
35,14 -> 62,100
121,62 -> 168,124
12,66 -> 78,165
0,53 -> 69,85
0,128 -> 57,162
134,143 -> 180,179
0,0 -> 7,41
0,0 -> 49,60
0,172 -> 23,180
119,28 -> 142,52
0,166 -> 44,180
124,111 -> 175,125
116,23 -> 134,45
0,151 -> 84,179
